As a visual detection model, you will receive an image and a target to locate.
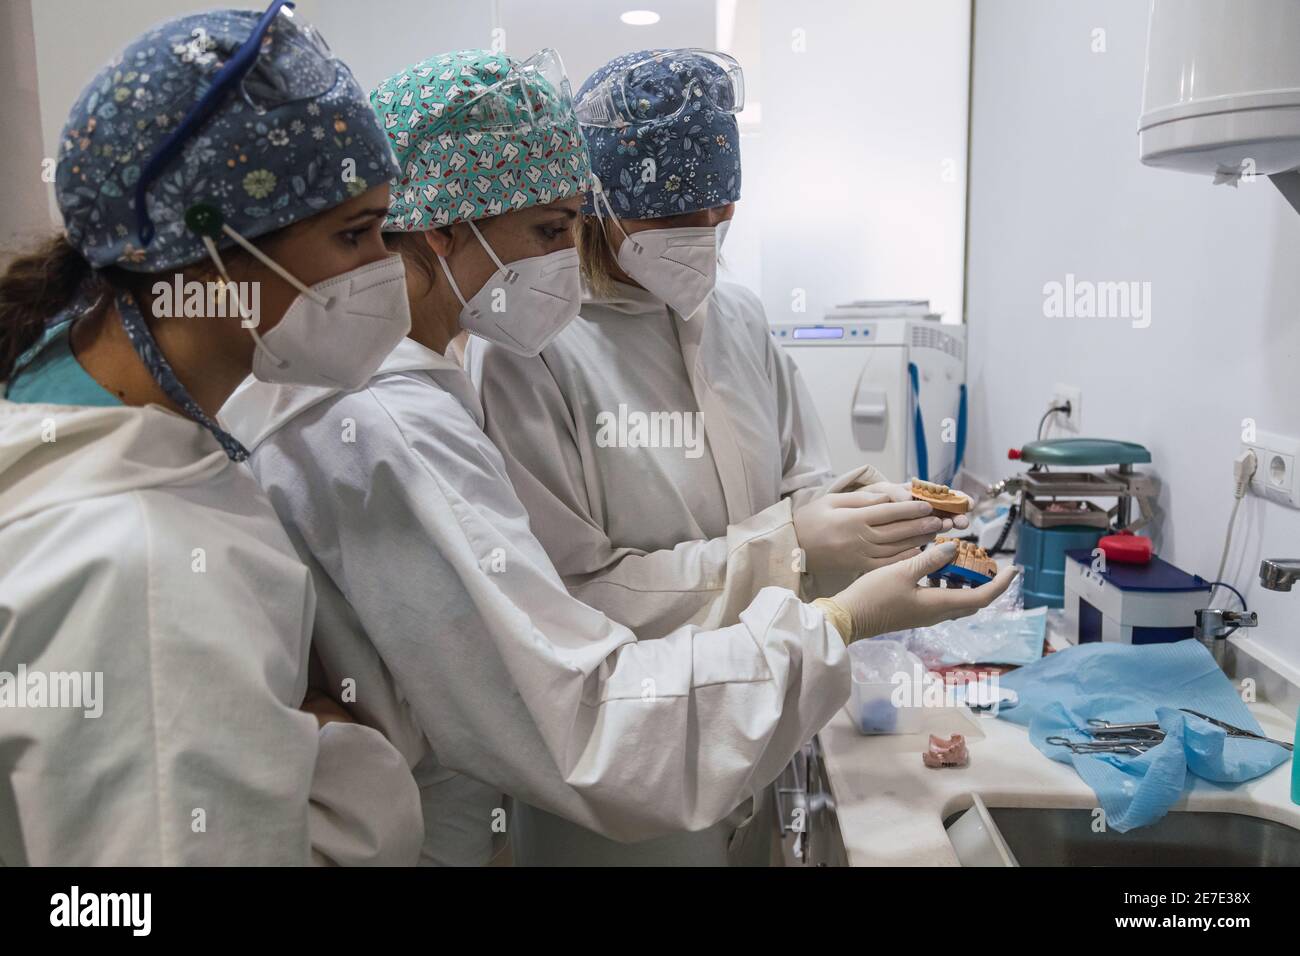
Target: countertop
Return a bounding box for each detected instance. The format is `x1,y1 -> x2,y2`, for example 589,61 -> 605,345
819,626 -> 1300,866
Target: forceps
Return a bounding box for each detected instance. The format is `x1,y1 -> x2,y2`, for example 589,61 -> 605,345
1179,709 -> 1294,751
1045,735 -> 1162,756
1085,718 -> 1166,741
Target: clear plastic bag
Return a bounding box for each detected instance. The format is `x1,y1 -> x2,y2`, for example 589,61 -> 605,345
884,574 -> 1048,668
849,638 -> 916,684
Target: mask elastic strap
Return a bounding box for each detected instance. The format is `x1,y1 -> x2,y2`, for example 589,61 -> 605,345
114,289 -> 250,462
217,223 -> 330,307
436,219 -> 511,308
466,220 -> 516,279
200,235 -> 285,369
591,181 -> 640,256
434,253 -> 470,310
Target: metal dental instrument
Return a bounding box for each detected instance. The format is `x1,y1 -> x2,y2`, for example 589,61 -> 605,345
1179,709 -> 1295,751
1052,708 -> 1295,756
1047,718 -> 1168,756
1085,718 -> 1165,740
1045,735 -> 1162,756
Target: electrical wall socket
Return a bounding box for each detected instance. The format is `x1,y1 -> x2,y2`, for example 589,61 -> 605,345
1243,430 -> 1300,509
1051,383 -> 1082,433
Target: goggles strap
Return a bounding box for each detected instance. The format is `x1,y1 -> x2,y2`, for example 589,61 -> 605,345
435,253 -> 470,309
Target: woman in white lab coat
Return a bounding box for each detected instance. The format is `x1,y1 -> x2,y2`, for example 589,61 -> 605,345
468,50 -> 975,864
0,5 -> 421,865
220,48 -> 1015,867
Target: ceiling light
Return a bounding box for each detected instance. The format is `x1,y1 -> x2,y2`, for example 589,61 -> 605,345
621,10 -> 661,26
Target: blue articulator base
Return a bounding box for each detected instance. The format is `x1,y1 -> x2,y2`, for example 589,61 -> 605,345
927,564 -> 993,588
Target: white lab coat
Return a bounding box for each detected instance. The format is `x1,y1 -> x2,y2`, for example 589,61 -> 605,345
467,280 -> 842,865
218,338 -> 850,865
467,281 -> 838,639
0,400 -> 422,866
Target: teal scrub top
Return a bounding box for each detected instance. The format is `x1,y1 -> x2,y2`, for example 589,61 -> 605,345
5,317 -> 120,407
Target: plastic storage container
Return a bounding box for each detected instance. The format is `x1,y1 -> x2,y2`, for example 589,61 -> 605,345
847,639 -> 927,735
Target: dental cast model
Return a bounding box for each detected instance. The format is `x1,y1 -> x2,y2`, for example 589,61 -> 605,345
923,733 -> 969,768
910,478 -> 972,515
929,537 -> 998,586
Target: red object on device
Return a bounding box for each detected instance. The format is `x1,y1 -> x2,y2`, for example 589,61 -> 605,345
1007,448 -> 1023,460
1098,530 -> 1153,565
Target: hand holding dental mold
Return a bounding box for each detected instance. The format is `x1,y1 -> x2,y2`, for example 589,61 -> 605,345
815,541 -> 1019,642
794,466 -> 972,575
909,478 -> 973,517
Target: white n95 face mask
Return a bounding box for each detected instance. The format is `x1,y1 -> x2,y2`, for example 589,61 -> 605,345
200,229 -> 412,390
614,225 -> 719,320
715,218 -> 731,251
592,184 -> 728,321
250,255 -> 412,388
436,220 -> 581,357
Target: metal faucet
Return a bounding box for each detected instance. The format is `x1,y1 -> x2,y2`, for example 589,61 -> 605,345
1194,607 -> 1258,666
1260,558 -> 1300,592
1191,559 -> 1298,669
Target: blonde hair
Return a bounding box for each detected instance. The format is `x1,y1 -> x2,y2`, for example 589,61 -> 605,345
577,214 -> 621,300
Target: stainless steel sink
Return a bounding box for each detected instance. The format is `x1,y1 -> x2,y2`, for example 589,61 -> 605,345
943,806 -> 1300,866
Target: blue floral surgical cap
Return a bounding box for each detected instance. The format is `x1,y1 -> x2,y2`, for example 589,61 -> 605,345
56,8 -> 399,273
578,49 -> 741,220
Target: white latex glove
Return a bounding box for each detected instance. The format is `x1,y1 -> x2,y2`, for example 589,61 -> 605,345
857,478 -> 972,534
793,489 -> 953,575
821,541 -> 1019,642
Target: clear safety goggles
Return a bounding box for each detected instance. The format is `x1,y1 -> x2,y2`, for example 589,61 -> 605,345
136,0 -> 337,245
452,47 -> 574,133
237,3 -> 336,114
573,48 -> 744,129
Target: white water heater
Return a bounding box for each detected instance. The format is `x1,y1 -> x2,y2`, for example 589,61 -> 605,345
1139,0 -> 1300,208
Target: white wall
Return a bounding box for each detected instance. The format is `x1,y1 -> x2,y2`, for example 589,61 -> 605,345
310,0 -> 494,93
497,0 -> 714,94
0,0 -> 50,253
748,0 -> 971,324
965,0 -> 1300,664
